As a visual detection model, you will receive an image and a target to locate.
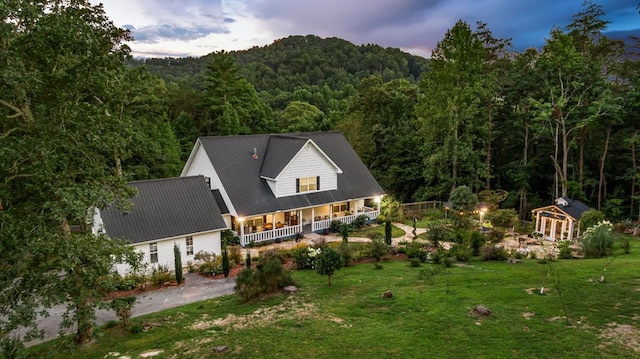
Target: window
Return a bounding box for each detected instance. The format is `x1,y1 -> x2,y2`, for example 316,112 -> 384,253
186,236 -> 193,256
297,176 -> 319,193
150,243 -> 158,264
333,202 -> 348,213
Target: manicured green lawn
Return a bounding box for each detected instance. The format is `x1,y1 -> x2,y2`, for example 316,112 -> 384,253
403,217 -> 435,228
29,241 -> 640,358
351,224 -> 405,238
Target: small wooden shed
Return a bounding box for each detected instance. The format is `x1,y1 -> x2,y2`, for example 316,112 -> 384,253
531,197 -> 590,241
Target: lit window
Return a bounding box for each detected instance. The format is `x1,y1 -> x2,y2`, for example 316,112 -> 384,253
186,236 -> 193,256
150,243 -> 158,264
333,203 -> 348,213
297,176 -> 319,193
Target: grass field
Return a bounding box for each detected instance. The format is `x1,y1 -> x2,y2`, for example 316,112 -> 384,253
350,223 -> 405,239
29,241 -> 640,358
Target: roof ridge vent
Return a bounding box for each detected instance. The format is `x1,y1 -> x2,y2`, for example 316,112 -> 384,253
252,147 -> 258,160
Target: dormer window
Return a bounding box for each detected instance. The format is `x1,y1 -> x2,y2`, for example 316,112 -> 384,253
296,176 -> 320,193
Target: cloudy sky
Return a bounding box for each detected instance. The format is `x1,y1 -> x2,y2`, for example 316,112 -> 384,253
92,0 -> 639,58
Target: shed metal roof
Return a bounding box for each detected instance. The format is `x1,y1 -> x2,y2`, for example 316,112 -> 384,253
100,176 -> 227,244
197,131 -> 384,217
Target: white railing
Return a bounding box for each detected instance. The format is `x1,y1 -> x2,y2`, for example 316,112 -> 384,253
240,209 -> 380,246
241,224 -> 302,247
311,209 -> 380,232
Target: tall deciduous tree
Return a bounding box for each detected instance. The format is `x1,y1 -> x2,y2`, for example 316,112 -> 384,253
416,20 -> 490,198
0,0 -> 140,347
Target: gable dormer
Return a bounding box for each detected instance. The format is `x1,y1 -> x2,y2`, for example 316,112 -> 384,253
260,135 -> 342,198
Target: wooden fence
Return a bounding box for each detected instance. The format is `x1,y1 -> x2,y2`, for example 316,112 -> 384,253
401,201 -> 442,218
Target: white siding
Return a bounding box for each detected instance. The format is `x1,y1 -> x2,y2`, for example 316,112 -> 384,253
265,178 -> 276,195
182,142 -> 237,215
275,143 -> 338,197
115,231 -> 222,276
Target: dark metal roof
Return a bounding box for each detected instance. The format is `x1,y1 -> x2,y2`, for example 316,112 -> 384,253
101,176 -> 227,244
534,197 -> 590,221
556,197 -> 590,220
260,135 -> 308,179
198,131 -> 384,217
211,189 -> 229,214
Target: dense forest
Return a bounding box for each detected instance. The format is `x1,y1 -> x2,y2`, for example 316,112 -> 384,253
1,0 -> 639,350
128,3 -> 640,223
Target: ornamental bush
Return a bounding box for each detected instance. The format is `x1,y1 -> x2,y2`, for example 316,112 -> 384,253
581,221 -> 614,258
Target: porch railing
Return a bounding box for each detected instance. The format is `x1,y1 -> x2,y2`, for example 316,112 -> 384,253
312,209 -> 380,231
240,209 -> 380,247
241,224 -> 302,247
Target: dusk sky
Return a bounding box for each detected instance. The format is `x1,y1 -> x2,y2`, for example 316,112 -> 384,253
92,0 -> 639,58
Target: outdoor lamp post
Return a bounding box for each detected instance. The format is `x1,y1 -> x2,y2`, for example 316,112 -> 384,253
478,203 -> 488,229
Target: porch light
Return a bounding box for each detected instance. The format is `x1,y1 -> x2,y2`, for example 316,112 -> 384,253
238,217 -> 245,223
374,196 -> 382,203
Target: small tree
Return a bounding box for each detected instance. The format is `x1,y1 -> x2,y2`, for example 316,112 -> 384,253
222,248 -> 230,277
245,252 -> 252,268
174,244 -> 183,284
427,222 -> 451,248
315,247 -> 343,285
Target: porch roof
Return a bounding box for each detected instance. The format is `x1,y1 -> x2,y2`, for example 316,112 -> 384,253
198,132 -> 384,217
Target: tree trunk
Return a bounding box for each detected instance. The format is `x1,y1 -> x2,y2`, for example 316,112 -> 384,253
631,134 -> 637,218
561,123 -> 569,198
486,112 -> 493,190
579,127 -> 585,193
597,126 -> 611,210
75,297 -> 94,344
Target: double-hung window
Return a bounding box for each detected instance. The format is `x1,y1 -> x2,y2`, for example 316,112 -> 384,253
150,243 -> 158,264
186,236 -> 193,256
297,176 -> 319,193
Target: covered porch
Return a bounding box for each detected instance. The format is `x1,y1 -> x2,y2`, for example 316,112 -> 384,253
234,198 -> 381,247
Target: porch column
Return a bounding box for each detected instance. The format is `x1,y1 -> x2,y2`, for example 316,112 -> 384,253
535,211 -> 541,233
540,217 -> 546,236
311,208 -> 315,230
239,217 -> 245,245
560,221 -> 567,240
330,204 -> 333,218
549,220 -> 557,241
299,209 -> 303,231
271,214 -> 276,234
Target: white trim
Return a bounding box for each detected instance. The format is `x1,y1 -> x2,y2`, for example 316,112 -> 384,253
273,139 -> 342,181
126,228 -> 224,247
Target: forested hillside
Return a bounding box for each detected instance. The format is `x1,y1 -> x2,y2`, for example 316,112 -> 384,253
128,4 -> 640,222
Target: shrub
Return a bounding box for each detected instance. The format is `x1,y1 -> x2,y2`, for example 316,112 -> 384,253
409,258 -> 422,267
130,324 -> 143,335
376,214 -> 386,225
557,240 -> 573,259
480,245 -> 508,261
330,220 -> 343,233
581,221 -> 615,258
235,257 -> 295,302
486,229 -> 504,243
194,251 -> 222,276
579,209 -> 606,232
489,208 -> 518,229
150,265 -> 173,286
529,251 -> 537,259
245,252 -> 252,268
431,247 -> 451,265
292,246 -> 321,269
222,229 -> 240,246
620,236 -> 631,254
228,245 -> 242,266
405,241 -> 428,262
367,237 -> 389,262
338,243 -> 354,266
469,231 -> 486,256
315,247 -> 344,285
423,210 -> 444,221
341,224 -> 351,243
352,215 -> 369,230
109,296 -> 136,327
450,241 -> 472,262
